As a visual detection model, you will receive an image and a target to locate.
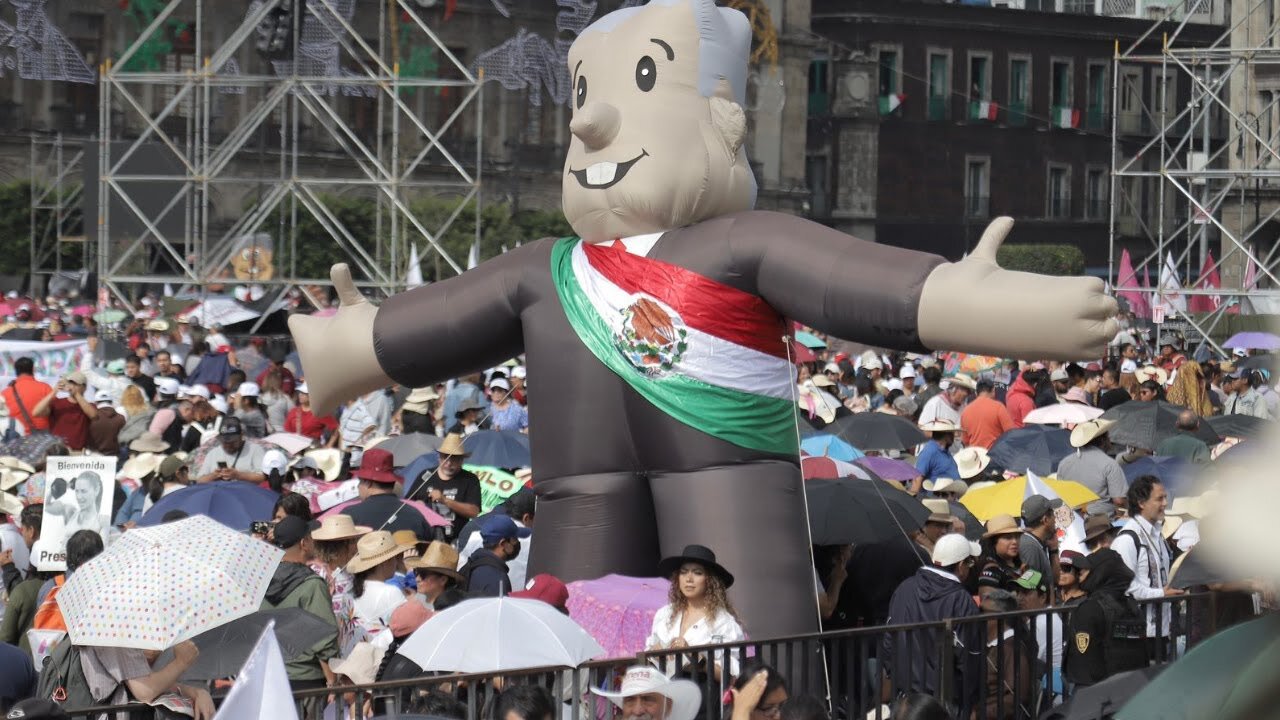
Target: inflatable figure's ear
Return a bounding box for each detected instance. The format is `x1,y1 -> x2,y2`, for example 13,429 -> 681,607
710,78 -> 746,157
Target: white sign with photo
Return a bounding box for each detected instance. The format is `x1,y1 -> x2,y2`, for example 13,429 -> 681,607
35,455 -> 118,571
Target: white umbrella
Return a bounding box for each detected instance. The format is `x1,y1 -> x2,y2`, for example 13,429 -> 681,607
58,515 -> 283,651
1021,403 -> 1104,426
396,597 -> 604,672
177,296 -> 261,326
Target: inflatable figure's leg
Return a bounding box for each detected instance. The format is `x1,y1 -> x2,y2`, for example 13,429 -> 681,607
527,470 -> 662,581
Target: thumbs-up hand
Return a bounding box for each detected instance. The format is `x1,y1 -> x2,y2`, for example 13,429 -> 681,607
917,217 -> 1118,359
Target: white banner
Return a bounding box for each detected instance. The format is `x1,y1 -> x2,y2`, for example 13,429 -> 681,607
0,339 -> 88,386
35,455 -> 118,571
214,622 -> 299,720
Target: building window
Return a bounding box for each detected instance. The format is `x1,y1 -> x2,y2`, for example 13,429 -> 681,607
1120,69 -> 1141,113
1048,164 -> 1072,219
928,51 -> 950,121
878,49 -> 899,96
968,53 -> 991,101
1086,166 -> 1108,219
965,157 -> 990,218
1159,70 -> 1178,121
808,58 -> 829,115
1009,56 -> 1031,126
1051,59 -> 1073,108
1086,63 -> 1107,129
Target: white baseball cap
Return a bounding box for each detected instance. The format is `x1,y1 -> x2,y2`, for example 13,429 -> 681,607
931,533 -> 982,567
510,366 -> 526,379
262,449 -> 289,476
823,362 -> 842,375
210,395 -> 229,413
93,390 -> 114,406
899,365 -> 916,379
155,377 -> 181,396
237,382 -> 260,398
489,377 -> 510,391
186,384 -> 211,400
297,382 -> 309,394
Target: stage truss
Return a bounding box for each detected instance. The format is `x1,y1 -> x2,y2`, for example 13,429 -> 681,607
30,134 -> 89,281
97,0 -> 481,327
1110,0 -> 1280,355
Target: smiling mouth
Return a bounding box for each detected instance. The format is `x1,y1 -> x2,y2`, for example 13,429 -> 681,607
569,150 -> 649,190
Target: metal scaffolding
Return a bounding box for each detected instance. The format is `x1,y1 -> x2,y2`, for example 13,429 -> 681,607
1110,0 -> 1280,355
30,134 -> 89,280
97,0 -> 482,326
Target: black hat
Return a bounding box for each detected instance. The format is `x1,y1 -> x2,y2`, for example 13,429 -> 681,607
272,515 -> 310,549
219,417 -> 243,437
657,544 -> 734,588
6,699 -> 71,720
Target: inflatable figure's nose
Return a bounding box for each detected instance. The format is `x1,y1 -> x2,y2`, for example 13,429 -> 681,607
570,102 -> 621,151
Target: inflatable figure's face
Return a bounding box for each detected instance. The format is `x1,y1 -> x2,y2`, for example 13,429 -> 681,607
563,1 -> 756,242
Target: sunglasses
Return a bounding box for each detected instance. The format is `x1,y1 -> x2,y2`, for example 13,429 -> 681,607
1059,565 -> 1077,573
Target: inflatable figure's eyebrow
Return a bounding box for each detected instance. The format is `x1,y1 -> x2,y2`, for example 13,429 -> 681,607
650,38 -> 674,61
573,60 -> 583,79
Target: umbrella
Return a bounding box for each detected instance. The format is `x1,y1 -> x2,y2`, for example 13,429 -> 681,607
799,434 -> 863,462
57,515 -> 283,651
323,496 -> 450,528
1205,414 -> 1270,439
0,432 -> 64,467
804,477 -> 929,545
1222,331 -> 1280,351
462,430 -> 531,468
1022,403 -> 1105,425
139,481 -> 281,532
262,432 -> 314,456
373,433 -> 444,467
1120,456 -> 1199,498
1042,666 -> 1164,720
855,456 -> 920,482
822,412 -> 927,451
1168,546 -> 1246,590
168,608 -> 335,681
801,455 -> 875,481
988,426 -> 1074,476
397,596 -> 605,672
790,341 -> 817,364
960,475 -> 1099,522
71,304 -> 95,317
794,331 -> 827,349
1234,354 -> 1277,373
566,574 -> 670,659
942,352 -> 1003,377
1099,401 -> 1219,451
92,308 -> 128,324
177,296 -> 261,326
1115,614 -> 1280,720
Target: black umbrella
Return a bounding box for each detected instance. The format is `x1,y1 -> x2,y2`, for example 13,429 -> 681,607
1205,414 -> 1271,439
169,608 -> 336,681
949,499 -> 985,541
988,426 -> 1074,476
1041,665 -> 1165,720
1099,401 -> 1219,451
1234,354 -> 1277,373
375,433 -> 444,467
804,477 -> 928,545
821,412 -> 928,451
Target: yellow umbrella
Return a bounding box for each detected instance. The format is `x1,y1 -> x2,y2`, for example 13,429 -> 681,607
959,475 -> 1099,522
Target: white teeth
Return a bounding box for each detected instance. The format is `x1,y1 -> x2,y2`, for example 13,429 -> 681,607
586,162 -> 618,186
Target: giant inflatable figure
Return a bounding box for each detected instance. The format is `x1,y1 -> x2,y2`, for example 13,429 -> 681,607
291,0 -> 1118,639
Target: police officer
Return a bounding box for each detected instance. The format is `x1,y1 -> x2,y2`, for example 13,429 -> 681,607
1064,548 -> 1149,687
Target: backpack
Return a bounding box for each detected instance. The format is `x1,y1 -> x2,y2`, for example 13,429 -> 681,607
457,551 -> 506,593
1096,592 -> 1148,676
32,575 -> 67,632
35,640 -> 101,711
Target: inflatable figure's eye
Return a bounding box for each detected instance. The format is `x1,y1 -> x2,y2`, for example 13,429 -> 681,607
635,56 -> 656,92
576,75 -> 588,109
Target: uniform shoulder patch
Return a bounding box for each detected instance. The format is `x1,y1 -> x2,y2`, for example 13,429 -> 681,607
1075,632 -> 1091,654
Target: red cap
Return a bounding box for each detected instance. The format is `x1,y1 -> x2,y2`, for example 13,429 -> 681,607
511,573 -> 570,612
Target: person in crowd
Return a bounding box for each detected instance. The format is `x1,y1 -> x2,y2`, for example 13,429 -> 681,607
779,695 -> 830,720
590,665 -> 702,720
31,371 -> 96,451
346,530 -> 412,648
0,508 -> 46,650
232,382 -> 270,438
882,534 -> 983,717
493,684 -> 556,720
960,379 -> 1015,450
914,365 -> 944,410
979,589 -> 1037,720
1166,360 -> 1212,416
888,694 -> 955,720
408,540 -> 466,609
284,383 -> 336,444
832,530 -> 930,631
1083,514 -> 1117,553
74,636 -> 215,720
1049,367 -> 1071,400
646,544 -> 745,663
917,500 -> 955,556
398,386 -> 439,436
153,349 -> 185,383
85,390 -> 125,456
1204,362 -> 1227,413
918,374 -> 974,427
1113,475 -> 1183,643
1005,367 -> 1042,428
0,638 -> 35,713
30,530 -> 103,646
915,421 -> 960,483
259,370 -> 295,433
447,398 -> 489,436
978,514 -> 1025,598
308,514 -> 368,655
1057,419 -> 1127,517
340,390 -> 395,448
411,434 -> 481,541
2,357 -> 52,435
1013,569 -> 1062,672
272,492 -> 313,523
1097,366 -> 1131,411
115,455 -> 189,526
728,662 -> 788,720
442,373 -> 486,427
1057,550 -> 1088,604
930,473 -> 982,534
123,354 -> 156,400
1,503 -> 38,592
1019,495 -> 1061,599
1135,379 -> 1162,403
459,488 -> 535,590
195,418 -> 267,483
487,377 -> 528,432
260,516 -> 339,718
256,347 -> 297,396
1063,549 -> 1148,688
459,515 -> 530,597
344,448 -> 435,540
116,384 -> 156,451
1154,410 -> 1211,463
813,543 -> 851,622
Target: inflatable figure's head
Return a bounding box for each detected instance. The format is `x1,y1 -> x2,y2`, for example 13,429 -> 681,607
563,0 -> 757,242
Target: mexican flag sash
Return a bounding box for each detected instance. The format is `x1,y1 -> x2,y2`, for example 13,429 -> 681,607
550,237 -> 798,455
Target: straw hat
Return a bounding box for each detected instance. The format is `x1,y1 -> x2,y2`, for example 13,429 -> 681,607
121,452 -> 167,479
345,531 -> 413,574
919,419 -> 960,434
437,433 -> 469,458
0,468 -> 30,492
922,498 -> 953,524
310,514 -> 371,542
402,387 -> 439,414
0,491 -> 22,518
924,477 -> 969,498
948,374 -> 977,391
305,448 -> 344,481
129,432 -> 169,454
329,642 -> 385,686
0,457 -> 37,475
983,514 -> 1023,538
1070,419 -> 1116,448
1134,365 -> 1169,386
405,540 -> 465,583
954,447 -> 991,480
810,375 -> 836,389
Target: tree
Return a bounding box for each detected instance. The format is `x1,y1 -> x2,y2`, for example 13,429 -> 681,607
996,244 -> 1086,277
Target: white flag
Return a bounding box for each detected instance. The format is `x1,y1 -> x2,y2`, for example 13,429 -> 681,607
213,622 -> 299,720
1158,252 -> 1187,314
467,240 -> 480,270
163,283 -> 174,298
1026,470 -> 1087,554
405,244 -> 424,289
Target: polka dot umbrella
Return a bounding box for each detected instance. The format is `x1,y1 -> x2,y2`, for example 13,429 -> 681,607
57,515 -> 283,651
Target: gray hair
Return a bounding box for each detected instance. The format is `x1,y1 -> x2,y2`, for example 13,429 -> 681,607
982,589 -> 1019,613
579,0 -> 752,105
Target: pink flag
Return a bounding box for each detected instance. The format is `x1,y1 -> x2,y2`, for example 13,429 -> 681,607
1116,249 -> 1150,319
1188,251 -> 1222,313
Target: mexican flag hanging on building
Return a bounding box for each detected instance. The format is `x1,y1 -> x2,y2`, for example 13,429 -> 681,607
1054,106 -> 1081,128
878,93 -> 905,115
969,100 -> 999,121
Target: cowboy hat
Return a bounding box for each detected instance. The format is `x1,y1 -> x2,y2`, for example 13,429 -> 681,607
1070,419 -> 1116,448
590,666 -> 701,720
954,447 -> 991,480
405,540 -> 465,583
128,432 -> 169,454
1134,365 -> 1169,386
345,530 -> 414,574
918,419 -> 960,434
924,477 -> 969,498
304,448 -> 344,481
121,452 -> 167,480
922,498 -> 952,524
0,467 -> 30,492
329,641 -> 385,686
437,433 -> 469,458
1083,514 -> 1117,543
982,514 -> 1023,538
311,514 -> 372,541
947,374 -> 977,391
402,386 -> 440,413
796,386 -> 837,424
657,544 -> 734,588
0,457 -> 36,475
809,374 -> 836,389
0,490 -> 22,518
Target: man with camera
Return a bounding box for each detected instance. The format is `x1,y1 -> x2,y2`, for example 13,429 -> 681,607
31,371 -> 97,451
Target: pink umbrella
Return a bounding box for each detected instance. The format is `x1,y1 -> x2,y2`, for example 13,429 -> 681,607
800,455 -> 872,480
71,305 -> 95,317
0,302 -> 14,317
566,574 -> 670,659
321,497 -> 450,528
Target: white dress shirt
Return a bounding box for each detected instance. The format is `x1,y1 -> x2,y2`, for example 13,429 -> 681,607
646,604 -> 745,676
